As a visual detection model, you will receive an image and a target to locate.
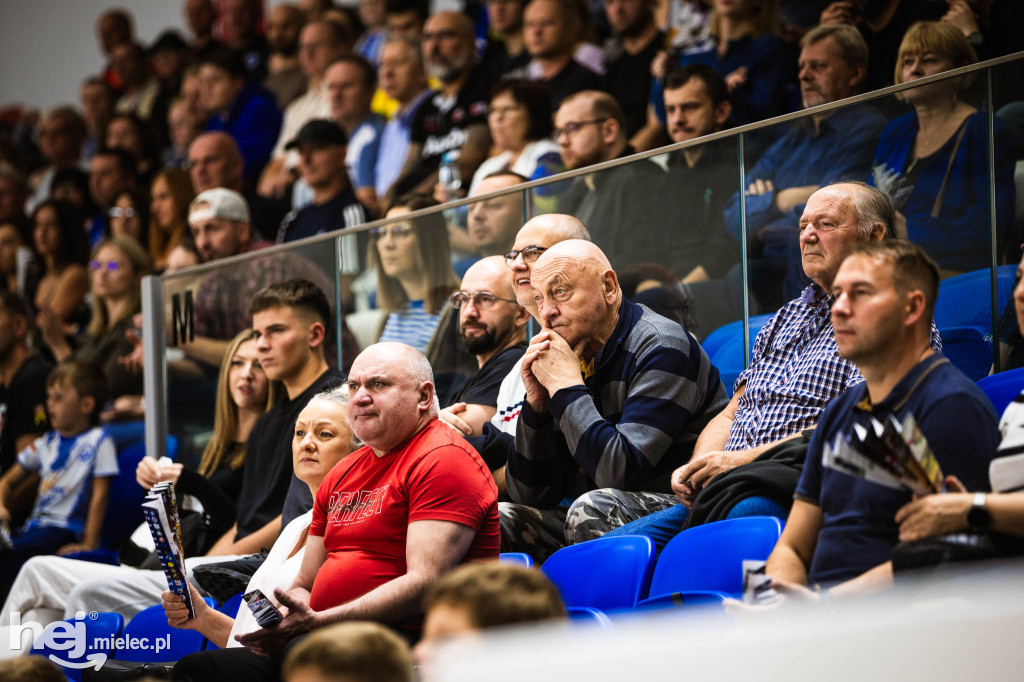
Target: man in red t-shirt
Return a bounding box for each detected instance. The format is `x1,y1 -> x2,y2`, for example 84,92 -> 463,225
235,341 -> 499,661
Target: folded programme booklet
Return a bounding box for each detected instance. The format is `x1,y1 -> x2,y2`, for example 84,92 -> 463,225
822,412 -> 943,496
142,481 -> 196,618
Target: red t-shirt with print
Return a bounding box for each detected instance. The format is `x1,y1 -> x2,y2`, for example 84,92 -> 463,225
308,419 -> 499,615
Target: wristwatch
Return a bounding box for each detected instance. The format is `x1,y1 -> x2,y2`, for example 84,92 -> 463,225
967,492 -> 990,529
968,32 -> 984,47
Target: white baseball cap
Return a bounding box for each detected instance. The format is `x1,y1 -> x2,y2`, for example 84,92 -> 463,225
188,188 -> 251,225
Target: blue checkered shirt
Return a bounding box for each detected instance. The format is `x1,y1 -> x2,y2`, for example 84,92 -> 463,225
724,283 -> 941,451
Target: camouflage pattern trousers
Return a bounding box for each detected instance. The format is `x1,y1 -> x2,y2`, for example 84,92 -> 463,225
499,489 -> 677,563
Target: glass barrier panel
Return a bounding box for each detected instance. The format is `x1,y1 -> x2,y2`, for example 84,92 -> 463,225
160,238 -> 339,469
991,59 -> 1024,378
526,133 -> 746,394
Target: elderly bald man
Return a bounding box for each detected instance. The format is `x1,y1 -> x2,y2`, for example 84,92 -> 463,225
500,240 -> 728,561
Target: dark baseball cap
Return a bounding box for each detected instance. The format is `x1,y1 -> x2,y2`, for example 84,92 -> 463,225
285,120 -> 348,150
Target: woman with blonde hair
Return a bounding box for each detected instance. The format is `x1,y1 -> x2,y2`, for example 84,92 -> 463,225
871,21 -> 1015,274
148,168 -> 195,271
38,235 -> 151,405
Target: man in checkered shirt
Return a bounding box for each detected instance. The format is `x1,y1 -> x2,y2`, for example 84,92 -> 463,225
577,181 -> 939,549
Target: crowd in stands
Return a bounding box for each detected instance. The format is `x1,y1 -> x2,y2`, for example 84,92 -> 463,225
0,0 -> 1023,679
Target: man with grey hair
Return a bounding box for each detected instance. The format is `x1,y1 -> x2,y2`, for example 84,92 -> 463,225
375,35 -> 430,203
722,23 -> 886,311
389,11 -> 492,200
207,342 -> 500,673
596,182 -> 941,551
28,107 -> 87,212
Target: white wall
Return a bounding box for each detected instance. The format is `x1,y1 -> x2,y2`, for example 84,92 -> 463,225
0,1 -> 187,111
0,0 -> 459,112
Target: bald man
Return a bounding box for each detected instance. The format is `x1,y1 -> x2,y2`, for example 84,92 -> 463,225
441,257 -> 530,438
500,240 -> 728,561
189,132 -> 289,241
177,342 -> 499,680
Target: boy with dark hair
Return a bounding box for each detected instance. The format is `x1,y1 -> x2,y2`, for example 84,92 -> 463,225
204,278 -> 344,557
0,361 -> 116,600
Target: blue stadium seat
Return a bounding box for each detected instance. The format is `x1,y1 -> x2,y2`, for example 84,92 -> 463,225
978,367 -> 1024,416
499,552 -> 535,568
637,516 -> 783,609
541,535 -> 655,612
939,326 -> 993,382
113,597 -> 216,662
63,436 -> 180,565
934,265 -> 1017,332
707,314 -> 773,396
31,611 -> 124,682
566,606 -> 615,629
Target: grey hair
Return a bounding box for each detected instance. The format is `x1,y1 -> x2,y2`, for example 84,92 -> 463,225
801,24 -> 869,73
311,384 -> 349,406
827,180 -> 897,240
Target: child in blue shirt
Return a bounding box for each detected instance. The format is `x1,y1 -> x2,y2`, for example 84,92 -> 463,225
0,361 -> 118,600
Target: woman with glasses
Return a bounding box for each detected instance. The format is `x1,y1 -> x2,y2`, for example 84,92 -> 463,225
38,236 -> 151,407
370,194 -> 460,352
27,199 -> 90,339
107,188 -> 150,249
467,79 -> 562,197
148,168 -> 195,272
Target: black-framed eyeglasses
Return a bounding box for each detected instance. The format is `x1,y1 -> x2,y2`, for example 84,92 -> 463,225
449,291 -> 519,309
552,118 -> 607,139
503,245 -> 546,266
370,224 -> 414,241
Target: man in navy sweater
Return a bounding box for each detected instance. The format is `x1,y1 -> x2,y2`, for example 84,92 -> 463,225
501,240 -> 727,560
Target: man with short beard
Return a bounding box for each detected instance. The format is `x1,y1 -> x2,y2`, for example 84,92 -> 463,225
442,257 -> 529,438
522,0 -> 602,110
602,0 -> 664,136
480,0 -> 529,78
390,11 -> 492,200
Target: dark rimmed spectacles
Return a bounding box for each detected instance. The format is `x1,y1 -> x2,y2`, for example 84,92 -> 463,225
503,245 -> 546,266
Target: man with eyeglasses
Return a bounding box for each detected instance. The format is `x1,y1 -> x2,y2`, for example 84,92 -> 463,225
389,11 -> 492,201
439,257 -> 529,442
552,90 -> 672,270
27,107 -> 87,214
88,147 -> 138,248
498,239 -> 728,562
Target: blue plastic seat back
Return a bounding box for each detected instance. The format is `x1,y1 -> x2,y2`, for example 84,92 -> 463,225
978,367 -> 1024,415
499,552 -> 535,568
701,320 -> 743,359
938,326 -> 992,382
541,535 -> 655,611
114,597 -> 216,662
31,611 -> 124,682
217,592 -> 245,618
566,606 -> 615,629
934,265 -> 1016,332
648,516 -> 783,600
707,314 -> 774,396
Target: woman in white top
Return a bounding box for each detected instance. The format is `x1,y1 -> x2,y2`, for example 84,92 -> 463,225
161,385 -> 358,648
467,80 -> 562,197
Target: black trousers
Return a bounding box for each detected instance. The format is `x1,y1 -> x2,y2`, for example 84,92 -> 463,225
171,646 -> 284,682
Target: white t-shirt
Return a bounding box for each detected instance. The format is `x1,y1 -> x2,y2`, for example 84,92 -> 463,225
227,510 -> 312,647
490,357 -> 526,435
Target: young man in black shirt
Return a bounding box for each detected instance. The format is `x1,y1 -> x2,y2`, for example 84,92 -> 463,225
523,0 -> 603,110
602,0 -> 665,137
205,279 -> 344,556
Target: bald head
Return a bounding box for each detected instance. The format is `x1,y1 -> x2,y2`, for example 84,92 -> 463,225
464,256 -> 517,300
188,132 -> 244,192
427,10 -> 475,37
347,342 -> 438,455
530,240 -> 621,356
509,214 -> 591,312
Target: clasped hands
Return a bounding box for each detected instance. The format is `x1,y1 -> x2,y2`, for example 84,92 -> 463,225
521,329 -> 588,412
